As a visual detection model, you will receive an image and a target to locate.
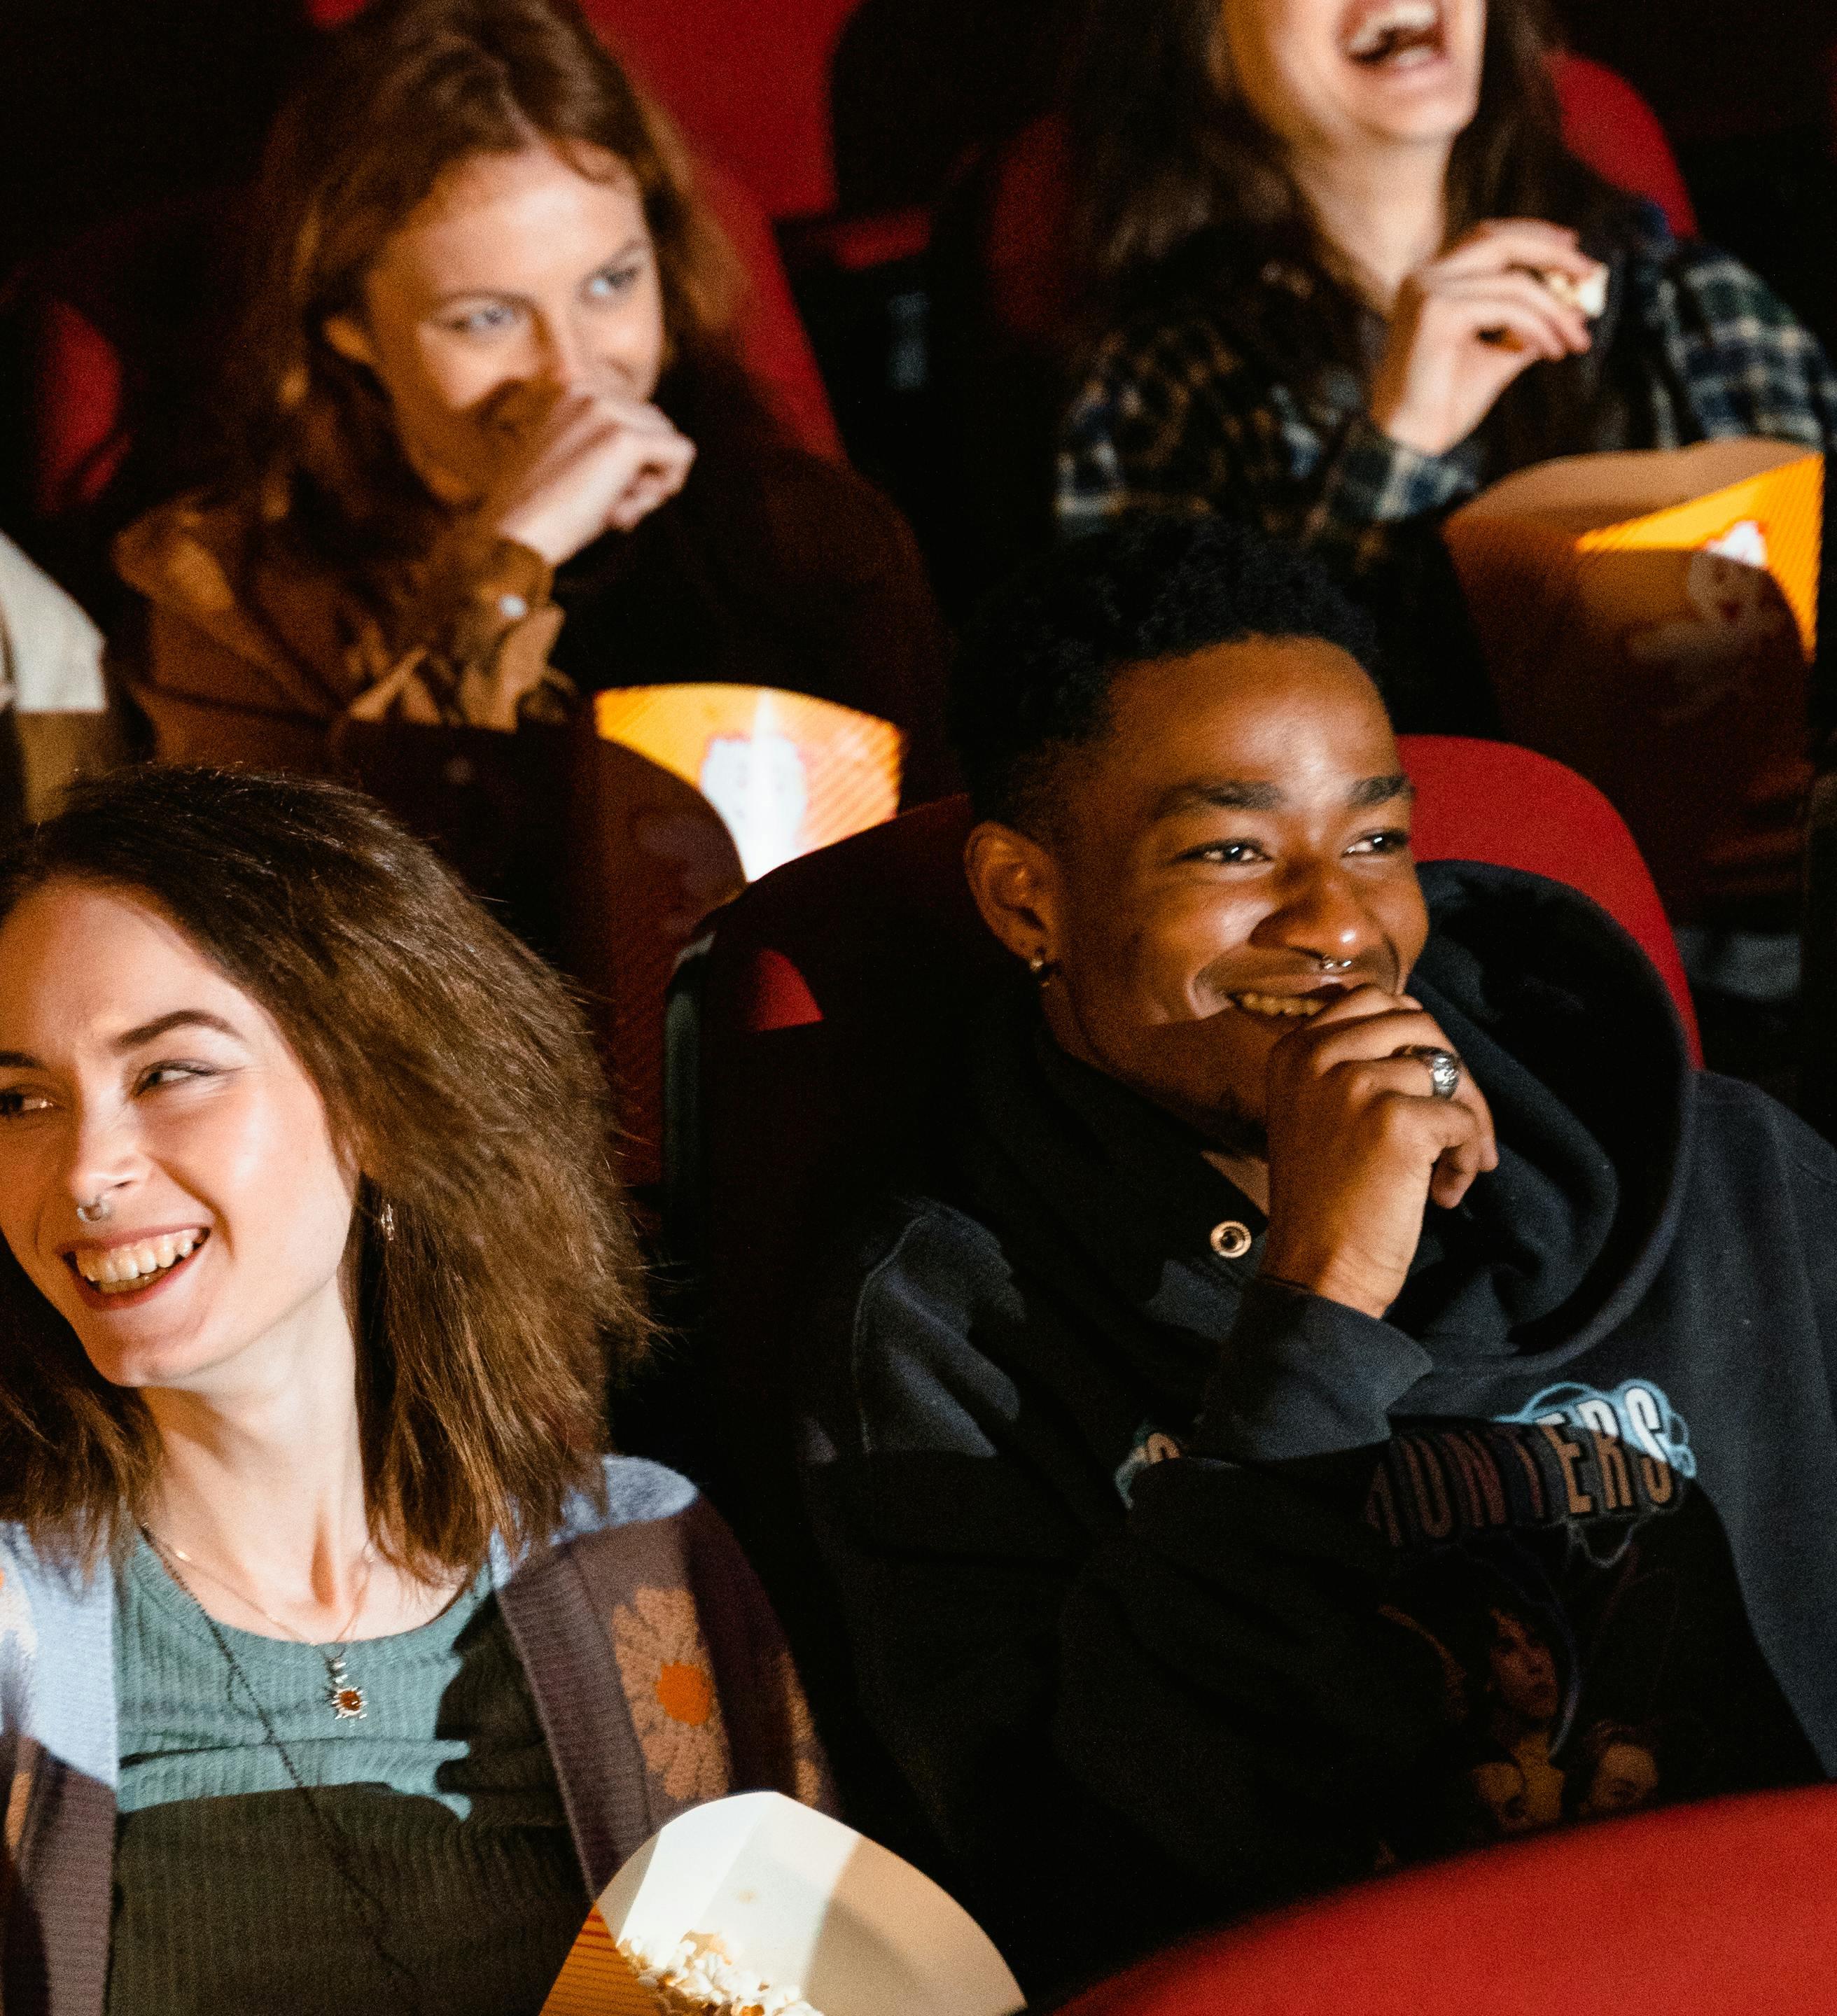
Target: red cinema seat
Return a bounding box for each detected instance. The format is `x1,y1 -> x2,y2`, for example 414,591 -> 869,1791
1553,52 -> 1698,238
1401,735 -> 1698,1054
30,296 -> 128,520
1056,1783 -> 1837,2016
575,0 -> 859,223
307,0 -> 860,223
697,160 -> 844,457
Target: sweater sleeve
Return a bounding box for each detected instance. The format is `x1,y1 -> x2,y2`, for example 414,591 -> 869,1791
356,520 -> 573,734
113,496 -> 577,762
1054,317 -> 1482,578
799,1210 -> 1451,1977
1644,236 -> 1837,450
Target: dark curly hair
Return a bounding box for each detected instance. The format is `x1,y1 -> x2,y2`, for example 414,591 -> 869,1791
950,514 -> 1381,834
0,766 -> 649,1572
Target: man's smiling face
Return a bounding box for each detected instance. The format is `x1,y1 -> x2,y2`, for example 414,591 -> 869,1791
998,634 -> 1429,1147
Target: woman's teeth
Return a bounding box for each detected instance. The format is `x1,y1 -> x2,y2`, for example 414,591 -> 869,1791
75,1231 -> 205,1293
1345,0 -> 1441,65
1231,991 -> 1329,1019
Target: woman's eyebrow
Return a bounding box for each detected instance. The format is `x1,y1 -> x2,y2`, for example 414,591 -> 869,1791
426,239 -> 649,310
113,1009 -> 242,1051
0,1011 -> 243,1071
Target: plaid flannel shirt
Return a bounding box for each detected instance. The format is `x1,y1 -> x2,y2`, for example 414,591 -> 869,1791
1057,211 -> 1837,722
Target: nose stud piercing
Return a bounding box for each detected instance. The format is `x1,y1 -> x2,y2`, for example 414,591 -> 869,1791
76,1195 -> 113,1224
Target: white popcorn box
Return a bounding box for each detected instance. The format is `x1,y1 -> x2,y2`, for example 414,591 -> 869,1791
1441,438 -> 1823,920
543,1792 -> 1026,2016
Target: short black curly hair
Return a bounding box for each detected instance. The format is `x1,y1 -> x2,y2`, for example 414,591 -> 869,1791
949,515 -> 1383,834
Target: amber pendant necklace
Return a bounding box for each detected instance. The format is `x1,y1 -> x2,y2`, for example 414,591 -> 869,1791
146,1528 -> 375,1721
139,1527 -> 427,2012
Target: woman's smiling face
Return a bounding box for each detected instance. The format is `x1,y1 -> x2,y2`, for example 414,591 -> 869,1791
0,882 -> 358,1396
1217,0 -> 1486,157
325,141 -> 669,503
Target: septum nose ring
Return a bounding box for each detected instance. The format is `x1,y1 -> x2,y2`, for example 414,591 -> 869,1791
76,1195 -> 113,1224
1315,955 -> 1355,974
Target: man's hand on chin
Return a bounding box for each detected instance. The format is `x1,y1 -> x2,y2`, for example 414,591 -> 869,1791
1255,985 -> 1498,1320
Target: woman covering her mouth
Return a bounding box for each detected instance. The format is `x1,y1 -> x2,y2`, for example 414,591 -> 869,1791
111,0 -> 955,839
1054,0 -> 1837,730
0,766 -> 825,2015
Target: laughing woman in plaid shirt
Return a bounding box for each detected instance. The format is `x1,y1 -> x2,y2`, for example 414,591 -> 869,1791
1055,0 -> 1837,729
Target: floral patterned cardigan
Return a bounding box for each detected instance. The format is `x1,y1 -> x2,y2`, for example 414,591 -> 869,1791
0,1457 -> 830,2016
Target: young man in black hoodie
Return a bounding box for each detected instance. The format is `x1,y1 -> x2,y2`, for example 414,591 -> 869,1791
796,515 -> 1837,1997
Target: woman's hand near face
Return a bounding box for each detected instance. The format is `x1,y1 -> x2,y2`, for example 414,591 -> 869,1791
483,379 -> 696,566
1367,220 -> 1605,458
1257,986 -> 1498,1320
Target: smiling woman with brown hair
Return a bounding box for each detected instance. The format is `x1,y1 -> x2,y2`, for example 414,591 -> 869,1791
111,0 -> 951,799
0,765 -> 823,2016
1055,0 -> 1837,729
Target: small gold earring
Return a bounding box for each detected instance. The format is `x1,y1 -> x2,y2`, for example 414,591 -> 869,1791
1028,950 -> 1055,983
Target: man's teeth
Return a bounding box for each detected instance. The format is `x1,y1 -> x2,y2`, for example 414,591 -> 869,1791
1232,992 -> 1329,1019
76,1232 -> 204,1292
1346,0 -> 1440,62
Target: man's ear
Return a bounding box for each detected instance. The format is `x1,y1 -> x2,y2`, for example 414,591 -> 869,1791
323,312 -> 378,370
963,819 -> 1061,969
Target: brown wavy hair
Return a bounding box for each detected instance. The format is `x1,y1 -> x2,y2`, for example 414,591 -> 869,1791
0,765 -> 650,1572
1065,0 -> 1634,440
220,0 -> 750,568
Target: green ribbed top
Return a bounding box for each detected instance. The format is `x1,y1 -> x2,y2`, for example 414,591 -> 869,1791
116,1534 -> 542,1818
106,1537 -> 589,2016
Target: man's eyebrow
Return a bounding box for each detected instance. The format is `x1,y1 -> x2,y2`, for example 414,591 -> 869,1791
1350,773 -> 1416,808
1152,773 -> 1416,818
0,1050 -> 41,1071
113,1010 -> 243,1051
1152,780 -> 1286,818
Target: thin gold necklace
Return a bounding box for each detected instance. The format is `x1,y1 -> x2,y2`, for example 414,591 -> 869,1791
138,1527 -> 426,2011
146,1528 -> 377,1721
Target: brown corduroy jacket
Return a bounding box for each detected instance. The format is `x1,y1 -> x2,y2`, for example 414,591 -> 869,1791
111,443 -> 957,804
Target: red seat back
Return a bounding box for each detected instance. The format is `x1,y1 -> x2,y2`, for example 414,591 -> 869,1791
1402,735 -> 1698,1054
574,0 -> 858,221
1553,52 -> 1699,237
696,160 -> 843,457
306,0 -> 860,220
1057,1784 -> 1837,2015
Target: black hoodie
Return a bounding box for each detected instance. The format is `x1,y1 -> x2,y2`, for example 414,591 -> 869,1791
797,862 -> 1837,1997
